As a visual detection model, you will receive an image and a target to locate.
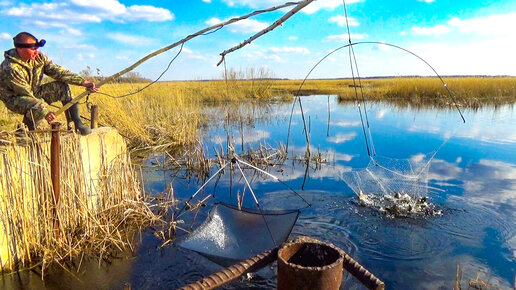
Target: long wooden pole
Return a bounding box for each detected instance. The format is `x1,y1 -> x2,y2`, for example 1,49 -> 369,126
55,0 -> 312,117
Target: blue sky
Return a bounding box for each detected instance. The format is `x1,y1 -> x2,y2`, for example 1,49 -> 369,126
0,0 -> 514,80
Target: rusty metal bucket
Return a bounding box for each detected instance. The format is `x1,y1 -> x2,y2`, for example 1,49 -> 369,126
277,238 -> 344,290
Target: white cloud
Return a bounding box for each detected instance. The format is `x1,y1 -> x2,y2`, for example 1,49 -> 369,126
243,129 -> 270,143
331,120 -> 361,127
0,1 -> 11,6
205,17 -> 221,25
0,32 -> 10,39
211,129 -> 271,144
241,50 -> 284,62
417,0 -> 435,3
220,0 -> 360,14
221,0 -> 291,8
77,53 -> 94,60
202,0 -> 211,2
34,20 -> 66,28
334,152 -> 354,162
71,0 -> 125,12
311,163 -> 352,180
2,0 -> 173,23
211,135 -> 224,144
327,132 -> 357,143
325,33 -> 367,41
182,47 -> 208,60
265,54 -> 283,62
412,25 -> 450,36
206,17 -> 268,33
328,15 -> 359,27
447,13 -> 516,36
63,28 -> 82,36
4,3 -> 103,22
33,20 -> 81,36
411,13 -> 516,38
107,33 -> 154,45
62,43 -> 96,50
375,42 -> 391,51
268,46 -> 310,54
428,158 -> 462,181
288,36 -> 298,41
303,0 -> 361,14
124,5 -> 174,22
405,35 -> 515,76
461,159 -> 516,206
376,109 -> 387,119
230,18 -> 268,33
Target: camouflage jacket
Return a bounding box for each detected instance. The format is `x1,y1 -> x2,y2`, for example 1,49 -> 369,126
0,48 -> 84,102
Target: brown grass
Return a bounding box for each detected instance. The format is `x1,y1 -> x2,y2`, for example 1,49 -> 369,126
0,76 -> 514,151
0,132 -> 168,274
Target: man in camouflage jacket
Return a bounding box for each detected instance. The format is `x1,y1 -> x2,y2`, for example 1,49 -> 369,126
0,32 -> 98,135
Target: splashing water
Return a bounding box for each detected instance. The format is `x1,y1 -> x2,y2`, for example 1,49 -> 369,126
342,152 -> 442,218
357,191 -> 442,218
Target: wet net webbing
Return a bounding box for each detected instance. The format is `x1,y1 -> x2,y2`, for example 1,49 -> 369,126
341,152 -> 436,199
178,202 -> 300,266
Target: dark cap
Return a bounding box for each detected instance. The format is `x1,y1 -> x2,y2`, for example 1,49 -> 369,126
13,32 -> 46,49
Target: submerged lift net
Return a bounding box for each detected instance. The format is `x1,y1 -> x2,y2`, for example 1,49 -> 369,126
177,157 -> 308,266
341,151 -> 436,199
179,202 -> 299,266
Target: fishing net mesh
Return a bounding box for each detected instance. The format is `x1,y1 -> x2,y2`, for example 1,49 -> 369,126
178,202 -> 300,266
341,152 -> 436,198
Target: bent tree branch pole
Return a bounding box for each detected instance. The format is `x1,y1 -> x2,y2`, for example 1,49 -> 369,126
55,0 -> 314,117
217,0 -> 314,65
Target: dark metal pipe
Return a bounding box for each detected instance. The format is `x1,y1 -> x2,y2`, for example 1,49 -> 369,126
341,251 -> 385,290
179,247 -> 279,290
280,236 -> 384,290
179,237 -> 384,290
277,241 -> 344,290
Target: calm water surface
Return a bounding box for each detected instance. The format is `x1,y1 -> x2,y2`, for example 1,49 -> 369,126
4,95 -> 516,289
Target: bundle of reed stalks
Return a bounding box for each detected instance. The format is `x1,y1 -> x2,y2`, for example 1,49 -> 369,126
0,131 -> 165,275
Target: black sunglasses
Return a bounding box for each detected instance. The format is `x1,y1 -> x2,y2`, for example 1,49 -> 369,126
14,39 -> 46,49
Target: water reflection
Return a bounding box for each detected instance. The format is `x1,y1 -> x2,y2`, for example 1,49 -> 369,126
173,95 -> 516,289
3,95 -> 516,289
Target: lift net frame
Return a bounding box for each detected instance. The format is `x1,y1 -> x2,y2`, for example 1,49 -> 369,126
341,152 -> 436,199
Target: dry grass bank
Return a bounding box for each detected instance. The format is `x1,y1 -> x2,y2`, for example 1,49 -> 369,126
79,79 -> 288,150
0,77 -> 514,150
270,77 -> 516,102
0,132 -> 162,274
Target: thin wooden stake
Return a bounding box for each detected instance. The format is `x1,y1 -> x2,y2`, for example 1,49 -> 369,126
90,105 -> 98,129
50,122 -> 61,231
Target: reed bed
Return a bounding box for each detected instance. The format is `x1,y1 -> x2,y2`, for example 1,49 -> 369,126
270,77 -> 516,103
72,79 -> 287,150
0,132 -> 166,275
0,77 -> 514,151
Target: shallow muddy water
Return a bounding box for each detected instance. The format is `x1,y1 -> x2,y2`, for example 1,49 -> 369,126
4,95 -> 516,289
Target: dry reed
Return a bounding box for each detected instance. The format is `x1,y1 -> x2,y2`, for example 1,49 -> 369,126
0,76 -> 513,151
0,131 -> 167,275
